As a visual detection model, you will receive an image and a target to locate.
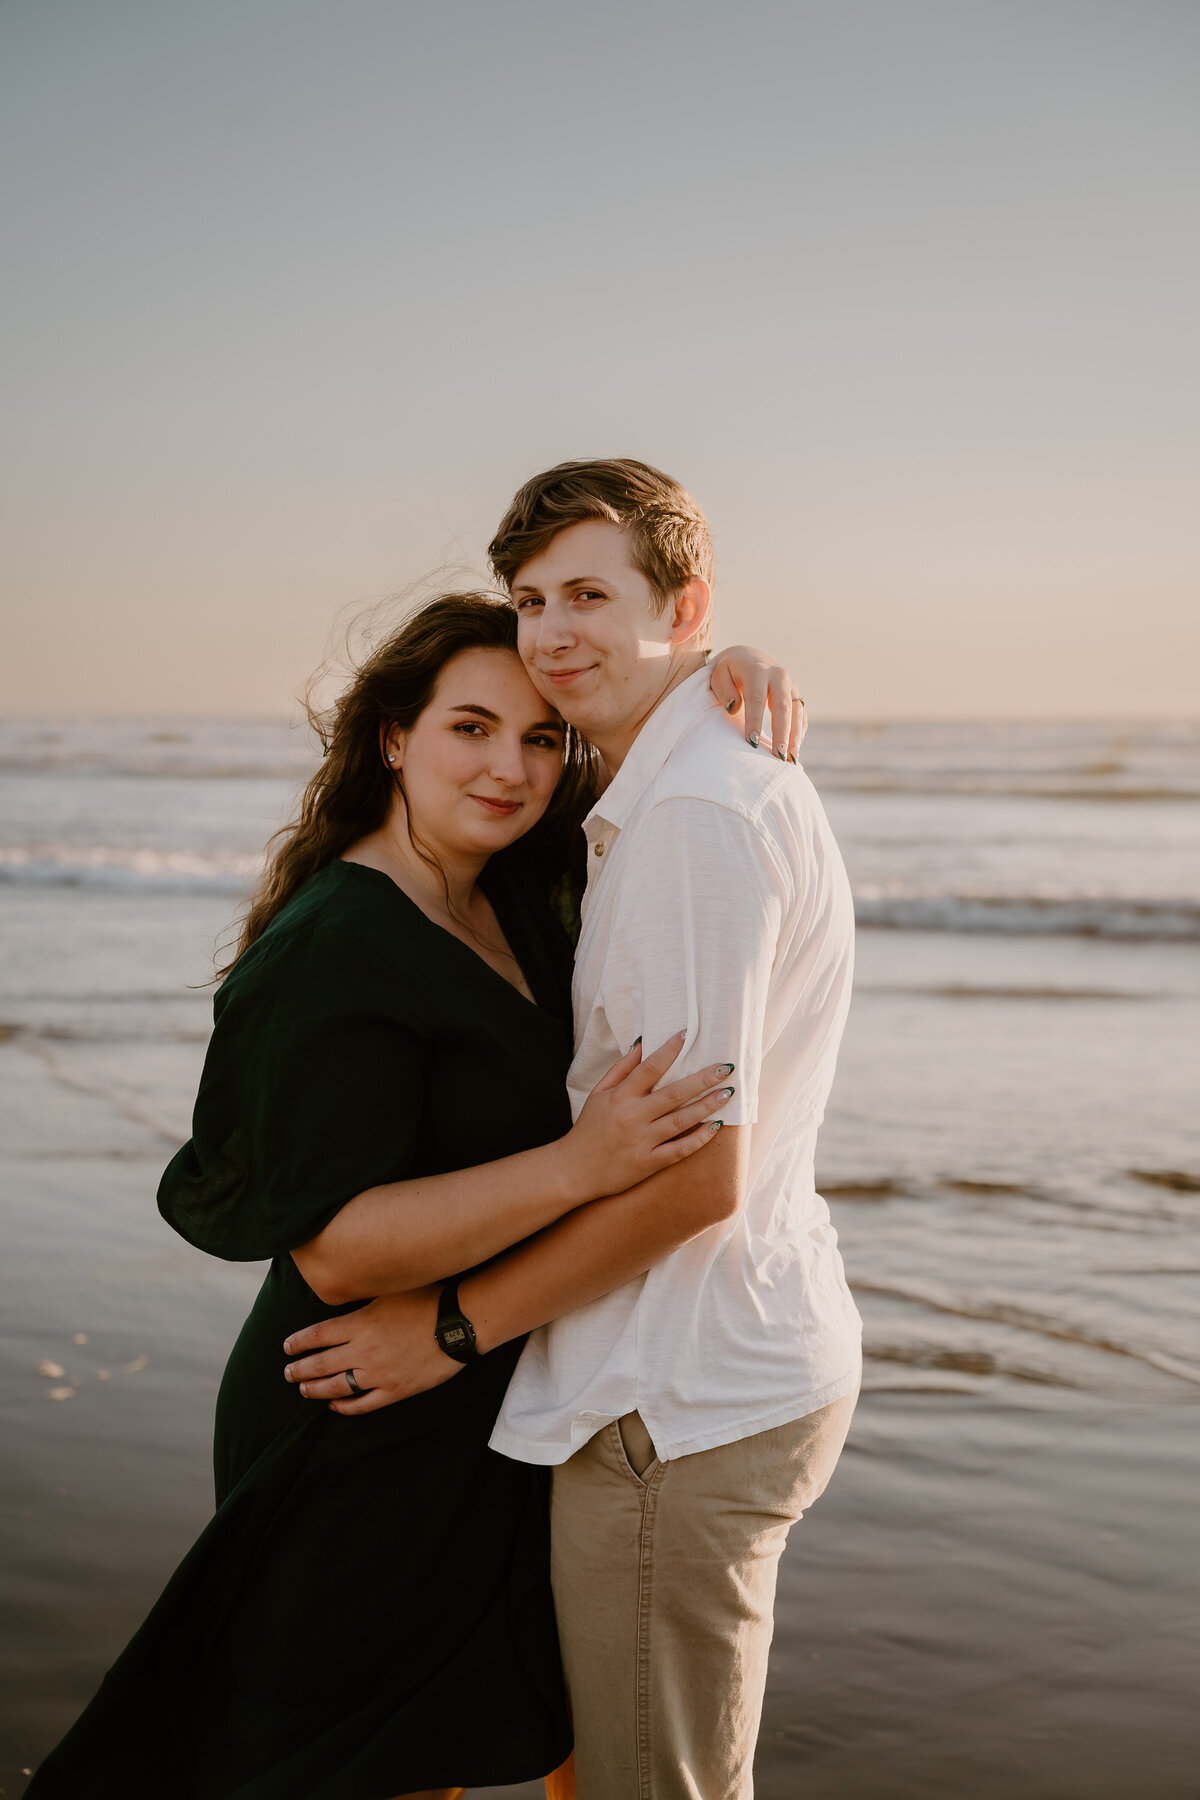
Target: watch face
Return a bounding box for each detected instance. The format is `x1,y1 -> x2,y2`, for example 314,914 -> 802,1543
441,1323 -> 469,1351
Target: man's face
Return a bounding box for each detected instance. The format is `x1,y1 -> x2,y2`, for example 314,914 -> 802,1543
510,519 -> 697,756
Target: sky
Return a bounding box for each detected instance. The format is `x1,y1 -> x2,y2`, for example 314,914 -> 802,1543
2,0 -> 1197,719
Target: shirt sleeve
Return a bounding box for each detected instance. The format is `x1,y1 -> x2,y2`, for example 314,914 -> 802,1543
157,922 -> 426,1262
594,798 -> 789,1126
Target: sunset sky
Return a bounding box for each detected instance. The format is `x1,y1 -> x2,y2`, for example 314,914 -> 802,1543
2,0 -> 1197,719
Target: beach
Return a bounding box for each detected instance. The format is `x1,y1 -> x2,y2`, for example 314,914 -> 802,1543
1,717 -> 1197,1796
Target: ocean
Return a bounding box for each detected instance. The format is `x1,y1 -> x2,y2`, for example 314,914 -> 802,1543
1,716 -> 1197,1796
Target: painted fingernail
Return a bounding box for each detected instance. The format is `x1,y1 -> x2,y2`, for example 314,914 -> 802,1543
776,749 -> 787,761
709,1120 -> 724,1132
726,699 -> 737,713
788,753 -> 798,764
720,1087 -> 735,1100
716,1063 -> 734,1076
748,733 -> 759,748
633,1035 -> 642,1045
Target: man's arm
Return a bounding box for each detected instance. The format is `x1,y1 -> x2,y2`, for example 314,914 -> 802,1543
282,1125 -> 748,1410
462,1124 -> 748,1351
291,1036 -> 730,1304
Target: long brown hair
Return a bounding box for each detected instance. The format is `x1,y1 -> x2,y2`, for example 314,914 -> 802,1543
221,591 -> 594,976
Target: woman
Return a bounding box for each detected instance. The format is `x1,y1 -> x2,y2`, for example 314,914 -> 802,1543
29,595 -> 799,1800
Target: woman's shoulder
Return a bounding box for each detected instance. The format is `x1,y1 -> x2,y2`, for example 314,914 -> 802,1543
217,862 -> 432,1019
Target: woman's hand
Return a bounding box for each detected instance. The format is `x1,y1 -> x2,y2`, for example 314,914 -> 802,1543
283,1287 -> 457,1415
562,1032 -> 733,1204
708,646 -> 807,759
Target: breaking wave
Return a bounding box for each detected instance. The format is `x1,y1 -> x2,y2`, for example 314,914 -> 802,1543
3,848 -> 1197,940
853,884 -> 1200,941
0,845 -> 257,894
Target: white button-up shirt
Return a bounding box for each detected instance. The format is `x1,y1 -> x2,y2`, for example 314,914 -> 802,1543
491,669 -> 862,1465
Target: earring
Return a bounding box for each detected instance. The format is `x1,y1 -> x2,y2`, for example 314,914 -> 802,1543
387,755 -> 396,764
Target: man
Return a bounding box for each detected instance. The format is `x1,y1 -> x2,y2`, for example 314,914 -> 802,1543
483,460 -> 861,1797
288,459 -> 861,1798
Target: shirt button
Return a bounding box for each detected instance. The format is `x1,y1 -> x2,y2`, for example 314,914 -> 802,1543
594,842 -> 605,857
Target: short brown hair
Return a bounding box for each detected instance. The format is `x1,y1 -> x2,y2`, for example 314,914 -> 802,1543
488,458 -> 714,650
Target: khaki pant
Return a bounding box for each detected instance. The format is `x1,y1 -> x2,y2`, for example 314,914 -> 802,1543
549,1396 -> 856,1800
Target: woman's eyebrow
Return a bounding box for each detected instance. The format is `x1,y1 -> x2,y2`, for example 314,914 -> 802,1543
448,703 -> 562,731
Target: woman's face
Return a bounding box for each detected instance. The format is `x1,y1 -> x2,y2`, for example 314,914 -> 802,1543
389,646 -> 566,861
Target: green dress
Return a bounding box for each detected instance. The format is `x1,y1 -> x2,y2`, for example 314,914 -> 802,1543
29,859 -> 576,1798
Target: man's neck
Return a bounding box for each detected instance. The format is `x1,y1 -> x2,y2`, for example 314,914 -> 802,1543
592,651 -> 708,776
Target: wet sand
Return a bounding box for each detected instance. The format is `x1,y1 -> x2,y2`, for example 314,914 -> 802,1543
2,718 -> 1198,1794
478,1399 -> 1198,1800
3,920 -> 1198,1795
6,1267 -> 1194,1800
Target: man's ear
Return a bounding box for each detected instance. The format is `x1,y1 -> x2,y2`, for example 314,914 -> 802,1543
669,577 -> 712,648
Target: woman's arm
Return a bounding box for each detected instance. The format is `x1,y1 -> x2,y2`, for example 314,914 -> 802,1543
708,646 -> 807,758
291,1037 -> 732,1304
281,1125 -> 749,1410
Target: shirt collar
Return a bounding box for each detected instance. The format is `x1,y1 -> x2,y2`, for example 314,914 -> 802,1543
587,667 -> 720,836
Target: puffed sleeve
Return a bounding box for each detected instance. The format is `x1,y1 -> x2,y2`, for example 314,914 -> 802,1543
157,917 -> 426,1262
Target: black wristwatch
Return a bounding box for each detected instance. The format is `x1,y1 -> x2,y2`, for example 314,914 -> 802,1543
435,1280 -> 481,1364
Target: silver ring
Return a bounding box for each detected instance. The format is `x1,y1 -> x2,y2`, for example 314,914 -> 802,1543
344,1368 -> 366,1397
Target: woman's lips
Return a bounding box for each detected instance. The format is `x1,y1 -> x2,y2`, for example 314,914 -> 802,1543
470,795 -> 521,816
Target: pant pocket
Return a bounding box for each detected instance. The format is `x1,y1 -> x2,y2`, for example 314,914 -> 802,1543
616,1410 -> 659,1482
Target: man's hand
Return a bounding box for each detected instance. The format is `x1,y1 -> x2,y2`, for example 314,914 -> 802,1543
282,1287 -> 462,1415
